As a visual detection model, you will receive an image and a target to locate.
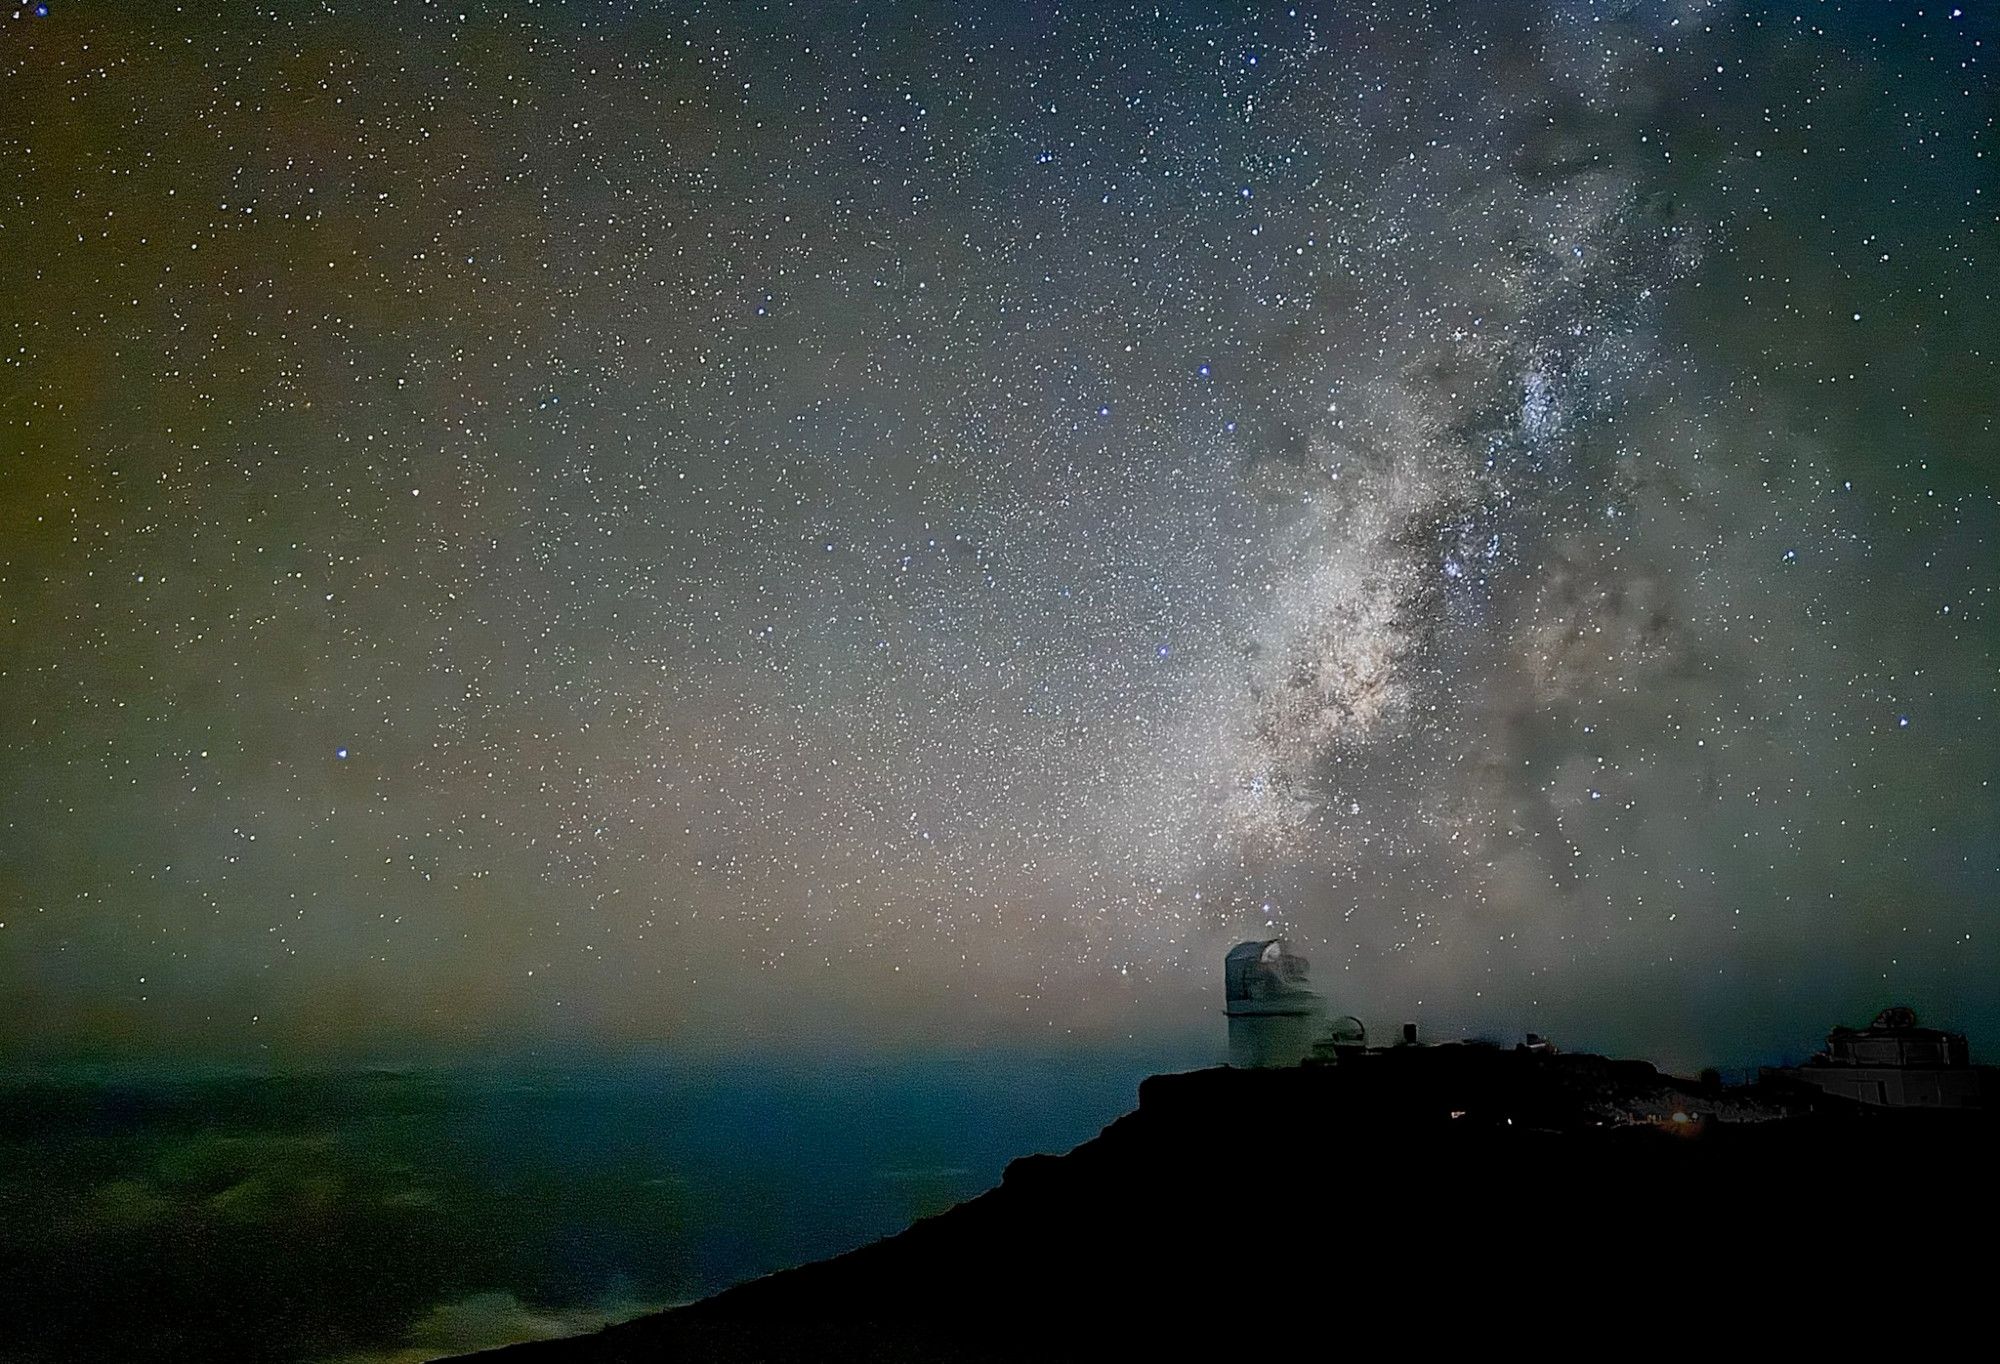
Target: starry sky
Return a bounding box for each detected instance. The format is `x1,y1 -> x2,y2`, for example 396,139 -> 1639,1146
2,0 -> 1995,1071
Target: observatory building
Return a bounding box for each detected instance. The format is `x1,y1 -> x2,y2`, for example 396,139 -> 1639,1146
1223,939 -> 1325,1068
1767,1006 -> 1990,1109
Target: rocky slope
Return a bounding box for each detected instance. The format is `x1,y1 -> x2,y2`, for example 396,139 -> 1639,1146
463,1046 -> 2000,1361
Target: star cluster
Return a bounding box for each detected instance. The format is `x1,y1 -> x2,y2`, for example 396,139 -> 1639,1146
1,0 -> 1995,1067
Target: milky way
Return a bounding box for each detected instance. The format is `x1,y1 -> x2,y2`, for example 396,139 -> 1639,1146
2,1 -> 1995,1069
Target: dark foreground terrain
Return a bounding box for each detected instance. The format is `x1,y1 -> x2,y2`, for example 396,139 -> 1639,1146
467,1047 -> 2000,1361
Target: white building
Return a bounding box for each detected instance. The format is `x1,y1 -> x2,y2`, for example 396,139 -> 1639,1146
1770,1006 -> 1989,1109
1223,939 -> 1324,1068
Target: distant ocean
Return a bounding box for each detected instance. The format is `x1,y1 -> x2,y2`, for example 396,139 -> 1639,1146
0,1046 -> 1208,1363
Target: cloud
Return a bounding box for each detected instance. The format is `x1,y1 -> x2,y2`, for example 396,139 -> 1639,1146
320,1292 -> 663,1364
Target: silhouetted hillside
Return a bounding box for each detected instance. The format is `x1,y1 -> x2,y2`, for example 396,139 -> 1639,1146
465,1046 -> 2000,1361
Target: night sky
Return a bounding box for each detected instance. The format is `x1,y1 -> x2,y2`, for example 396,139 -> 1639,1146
3,0 -> 1995,1071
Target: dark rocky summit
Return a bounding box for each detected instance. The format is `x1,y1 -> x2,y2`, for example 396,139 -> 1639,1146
463,1046 -> 2000,1361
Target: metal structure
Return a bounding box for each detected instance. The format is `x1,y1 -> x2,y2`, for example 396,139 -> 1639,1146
1766,1005 -> 1988,1109
1223,939 -> 1324,1068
